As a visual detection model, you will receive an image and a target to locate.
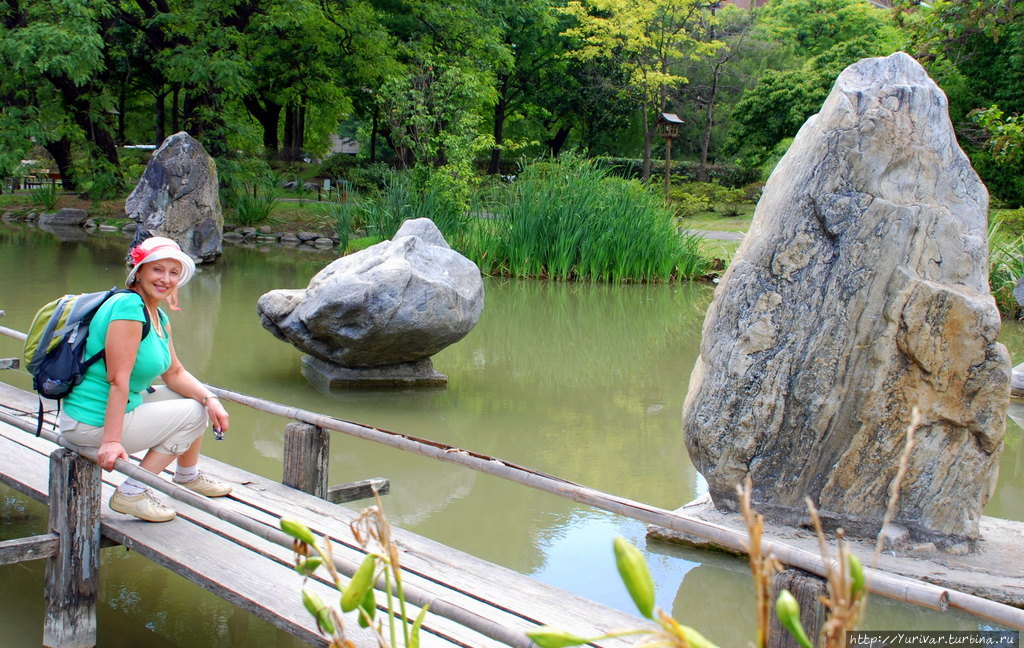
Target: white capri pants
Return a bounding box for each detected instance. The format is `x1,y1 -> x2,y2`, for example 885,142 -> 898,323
60,385 -> 209,456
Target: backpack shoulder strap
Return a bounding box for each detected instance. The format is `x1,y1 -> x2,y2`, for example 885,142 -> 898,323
80,290 -> 152,372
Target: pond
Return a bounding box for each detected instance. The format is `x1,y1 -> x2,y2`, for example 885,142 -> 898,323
0,222 -> 1020,646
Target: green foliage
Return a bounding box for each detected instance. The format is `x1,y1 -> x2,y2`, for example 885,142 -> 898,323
668,182 -> 745,218
593,157 -> 760,188
231,189 -> 277,226
280,499 -> 427,648
314,153 -> 358,180
469,156 -> 710,282
971,105 -> 1024,164
314,199 -> 359,250
989,218 -> 1024,318
31,184 -> 59,210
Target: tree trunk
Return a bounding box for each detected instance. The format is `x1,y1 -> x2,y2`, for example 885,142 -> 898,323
489,76 -> 511,175
546,126 -> 571,157
155,90 -> 167,144
641,103 -> 653,183
370,108 -> 379,163
282,102 -> 301,162
698,63 -> 723,183
171,85 -> 180,134
43,137 -> 76,191
184,89 -> 228,156
243,96 -> 282,156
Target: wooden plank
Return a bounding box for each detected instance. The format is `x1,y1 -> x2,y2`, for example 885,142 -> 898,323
0,427 -> 481,648
282,422 -> 329,498
201,456 -> 651,645
0,533 -> 59,565
327,477 -> 390,503
44,448 -> 101,648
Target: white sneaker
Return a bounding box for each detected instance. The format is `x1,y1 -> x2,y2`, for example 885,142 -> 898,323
174,473 -> 232,497
109,489 -> 176,522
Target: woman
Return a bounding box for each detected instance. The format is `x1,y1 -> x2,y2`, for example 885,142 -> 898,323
60,236 -> 231,522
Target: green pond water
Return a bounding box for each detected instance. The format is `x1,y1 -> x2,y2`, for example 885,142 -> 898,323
0,223 -> 1020,645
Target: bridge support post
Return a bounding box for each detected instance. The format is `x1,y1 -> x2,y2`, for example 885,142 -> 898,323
282,422 -> 329,498
43,448 -> 101,648
768,568 -> 827,648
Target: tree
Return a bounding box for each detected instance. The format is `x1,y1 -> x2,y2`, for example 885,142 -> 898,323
723,0 -> 902,169
560,0 -> 721,181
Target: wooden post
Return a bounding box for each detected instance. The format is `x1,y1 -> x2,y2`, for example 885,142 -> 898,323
44,448 -> 101,648
282,422 -> 329,498
769,568 -> 827,648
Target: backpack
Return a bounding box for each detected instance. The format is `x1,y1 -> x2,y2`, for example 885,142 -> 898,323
23,287 -> 150,436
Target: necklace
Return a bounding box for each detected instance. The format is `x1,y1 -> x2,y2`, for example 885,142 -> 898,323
147,305 -> 165,338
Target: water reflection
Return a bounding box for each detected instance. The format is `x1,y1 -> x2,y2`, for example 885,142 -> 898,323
0,224 -> 1019,645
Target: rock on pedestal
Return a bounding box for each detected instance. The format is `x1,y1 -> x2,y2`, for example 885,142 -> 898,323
683,53 -> 1010,546
301,356 -> 447,392
258,218 -> 484,388
126,132 -> 223,263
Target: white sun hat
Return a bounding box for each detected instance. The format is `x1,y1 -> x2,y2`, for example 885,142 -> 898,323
126,236 -> 197,287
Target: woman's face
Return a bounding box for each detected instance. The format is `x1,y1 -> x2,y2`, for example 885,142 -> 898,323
134,259 -> 183,302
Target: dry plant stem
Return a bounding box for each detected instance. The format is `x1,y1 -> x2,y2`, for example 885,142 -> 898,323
739,476 -> 781,648
873,406 -> 921,559
804,499 -> 864,648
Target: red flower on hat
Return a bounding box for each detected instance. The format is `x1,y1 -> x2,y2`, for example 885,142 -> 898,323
130,246 -> 148,265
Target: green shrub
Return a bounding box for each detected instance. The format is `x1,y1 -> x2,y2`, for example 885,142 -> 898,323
990,218 -> 1024,318
348,163 -> 393,192
995,208 -> 1024,238
593,157 -> 761,188
314,153 -> 358,180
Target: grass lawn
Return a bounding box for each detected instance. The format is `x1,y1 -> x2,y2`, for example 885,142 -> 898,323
680,205 -> 755,232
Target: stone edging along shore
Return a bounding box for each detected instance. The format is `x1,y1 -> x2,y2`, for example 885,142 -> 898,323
1,209 -> 346,252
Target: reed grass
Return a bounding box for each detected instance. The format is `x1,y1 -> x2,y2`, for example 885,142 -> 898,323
479,157 -> 710,282
354,159 -> 710,282
989,217 -> 1024,317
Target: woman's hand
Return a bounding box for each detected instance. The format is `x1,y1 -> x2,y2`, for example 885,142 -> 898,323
97,440 -> 129,471
205,397 -> 230,437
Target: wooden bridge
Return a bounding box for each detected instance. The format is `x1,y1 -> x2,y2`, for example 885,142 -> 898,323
1,314 -> 1023,647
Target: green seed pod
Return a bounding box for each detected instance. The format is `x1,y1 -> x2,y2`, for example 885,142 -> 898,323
848,553 -> 865,598
295,556 -> 323,576
302,588 -> 335,635
525,626 -> 591,648
612,536 -> 656,619
280,518 -> 318,546
775,590 -> 813,648
341,553 -> 377,612
357,587 -> 376,628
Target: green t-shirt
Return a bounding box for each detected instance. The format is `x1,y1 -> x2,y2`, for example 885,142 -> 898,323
63,291 -> 171,426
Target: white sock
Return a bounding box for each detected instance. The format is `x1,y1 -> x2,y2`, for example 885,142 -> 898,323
173,464 -> 199,483
117,479 -> 147,496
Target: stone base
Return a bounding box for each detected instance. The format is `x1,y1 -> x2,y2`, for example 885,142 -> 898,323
1011,362 -> 1024,398
301,355 -> 448,391
647,495 -> 1024,609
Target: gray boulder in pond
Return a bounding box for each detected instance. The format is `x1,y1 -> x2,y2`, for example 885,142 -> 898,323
682,53 -> 1010,545
257,218 -> 484,367
126,132 -> 223,263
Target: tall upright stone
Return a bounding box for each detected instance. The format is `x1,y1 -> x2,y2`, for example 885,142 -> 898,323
126,132 -> 223,262
683,53 -> 1010,546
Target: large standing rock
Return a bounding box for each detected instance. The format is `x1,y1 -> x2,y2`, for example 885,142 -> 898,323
683,52 -> 1010,546
258,218 -> 484,371
126,132 -> 222,262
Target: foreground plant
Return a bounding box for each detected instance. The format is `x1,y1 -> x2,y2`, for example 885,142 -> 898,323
280,494 -> 428,648
528,489 -> 868,648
